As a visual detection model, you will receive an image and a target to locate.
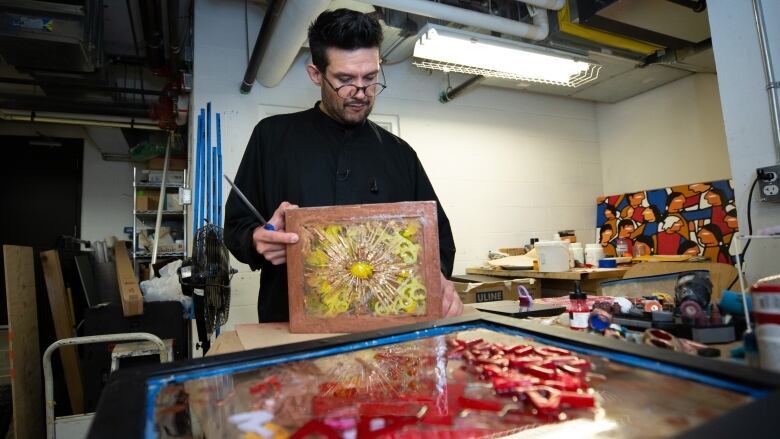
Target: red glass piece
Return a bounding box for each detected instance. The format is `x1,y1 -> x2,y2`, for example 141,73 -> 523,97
290,419 -> 341,439
534,346 -> 571,357
458,396 -> 504,412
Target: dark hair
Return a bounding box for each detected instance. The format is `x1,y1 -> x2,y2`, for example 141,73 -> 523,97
308,9 -> 383,72
604,204 -> 617,216
618,219 -> 634,231
647,205 -> 661,220
708,188 -> 727,204
678,240 -> 699,254
725,208 -> 738,218
699,223 -> 723,242
599,224 -> 613,238
635,235 -> 654,251
666,191 -> 684,207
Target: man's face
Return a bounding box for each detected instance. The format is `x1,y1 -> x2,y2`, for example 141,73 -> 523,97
630,193 -> 645,206
689,183 -> 710,193
619,224 -> 634,238
683,245 -> 700,256
726,215 -> 738,229
600,229 -> 613,244
698,229 -> 717,246
642,209 -> 656,222
668,196 -> 685,212
308,47 -> 380,125
705,191 -> 722,206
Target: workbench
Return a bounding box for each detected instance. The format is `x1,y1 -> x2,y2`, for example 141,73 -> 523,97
90,313 -> 780,438
464,266 -> 629,295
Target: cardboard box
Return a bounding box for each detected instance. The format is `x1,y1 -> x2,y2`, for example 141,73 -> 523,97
147,157 -> 187,171
145,170 -> 184,185
455,278 -> 536,304
136,190 -> 160,211
166,193 -> 182,211
114,241 -> 143,316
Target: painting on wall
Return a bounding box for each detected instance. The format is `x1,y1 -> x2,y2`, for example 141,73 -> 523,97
595,180 -> 738,263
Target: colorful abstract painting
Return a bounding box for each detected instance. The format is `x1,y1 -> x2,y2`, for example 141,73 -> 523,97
596,180 -> 738,262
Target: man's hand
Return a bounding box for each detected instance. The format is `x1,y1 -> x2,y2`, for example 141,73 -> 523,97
441,273 -> 463,317
252,201 -> 299,265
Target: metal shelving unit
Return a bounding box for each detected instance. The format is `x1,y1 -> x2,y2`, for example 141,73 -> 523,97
132,166 -> 188,277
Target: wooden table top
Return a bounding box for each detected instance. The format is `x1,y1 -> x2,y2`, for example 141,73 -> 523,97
465,266 -> 629,280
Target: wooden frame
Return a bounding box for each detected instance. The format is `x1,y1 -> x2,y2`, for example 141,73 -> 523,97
286,201 -> 442,333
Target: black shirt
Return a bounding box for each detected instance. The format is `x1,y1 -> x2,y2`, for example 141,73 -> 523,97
224,102 -> 456,322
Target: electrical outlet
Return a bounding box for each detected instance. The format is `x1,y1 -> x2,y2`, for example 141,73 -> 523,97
757,164 -> 780,202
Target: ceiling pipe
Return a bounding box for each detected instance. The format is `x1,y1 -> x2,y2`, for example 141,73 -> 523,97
0,111 -> 161,130
138,0 -> 167,72
253,0 -> 332,88
752,0 -> 780,162
439,75 -> 484,103
241,0 -> 286,94
357,0 -> 562,40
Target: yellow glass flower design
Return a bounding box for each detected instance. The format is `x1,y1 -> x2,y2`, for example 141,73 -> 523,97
301,219 -> 426,318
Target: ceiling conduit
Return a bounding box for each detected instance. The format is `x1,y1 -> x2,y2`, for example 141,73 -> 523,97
244,0 -> 331,91
246,0 -> 565,91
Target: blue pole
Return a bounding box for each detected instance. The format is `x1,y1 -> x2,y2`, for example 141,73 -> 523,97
193,113 -> 202,239
206,103 -> 212,224
199,108 -> 206,228
216,113 -> 223,227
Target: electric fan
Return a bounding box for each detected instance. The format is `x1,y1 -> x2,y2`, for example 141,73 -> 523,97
179,224 -> 236,351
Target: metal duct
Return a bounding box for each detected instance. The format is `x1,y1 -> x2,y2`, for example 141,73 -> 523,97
248,0 -> 563,90
358,0 -> 562,40
254,0 -> 331,88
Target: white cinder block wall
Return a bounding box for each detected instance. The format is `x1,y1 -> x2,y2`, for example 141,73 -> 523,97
708,0 -> 780,283
192,0 -> 602,327
597,74 -> 732,195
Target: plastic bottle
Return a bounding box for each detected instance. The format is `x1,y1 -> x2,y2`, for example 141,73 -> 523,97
568,282 -> 589,331
615,237 -> 632,257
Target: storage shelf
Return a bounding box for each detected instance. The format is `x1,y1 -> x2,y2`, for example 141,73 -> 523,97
133,165 -> 189,277
133,251 -> 186,259
134,210 -> 184,216
135,182 -> 184,189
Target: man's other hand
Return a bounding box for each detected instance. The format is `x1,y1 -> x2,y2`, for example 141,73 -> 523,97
252,201 -> 299,265
441,273 -> 463,317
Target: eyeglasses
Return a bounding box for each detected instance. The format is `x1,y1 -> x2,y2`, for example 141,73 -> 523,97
319,66 -> 387,98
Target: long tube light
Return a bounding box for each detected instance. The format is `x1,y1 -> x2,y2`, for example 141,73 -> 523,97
413,24 -> 601,87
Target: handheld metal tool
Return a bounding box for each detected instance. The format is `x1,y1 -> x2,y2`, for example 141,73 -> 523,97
223,174 -> 276,231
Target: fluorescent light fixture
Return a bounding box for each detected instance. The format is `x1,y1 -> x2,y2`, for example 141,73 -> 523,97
413,24 -> 601,87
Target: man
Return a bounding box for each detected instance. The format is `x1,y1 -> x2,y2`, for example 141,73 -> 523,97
224,9 -> 462,323
655,215 -> 685,255
620,191 -> 646,222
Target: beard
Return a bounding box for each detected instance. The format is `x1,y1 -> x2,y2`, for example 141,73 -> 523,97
321,94 -> 373,126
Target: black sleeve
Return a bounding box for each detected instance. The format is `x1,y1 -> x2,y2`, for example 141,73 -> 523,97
412,154 -> 456,278
224,123 -> 266,270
